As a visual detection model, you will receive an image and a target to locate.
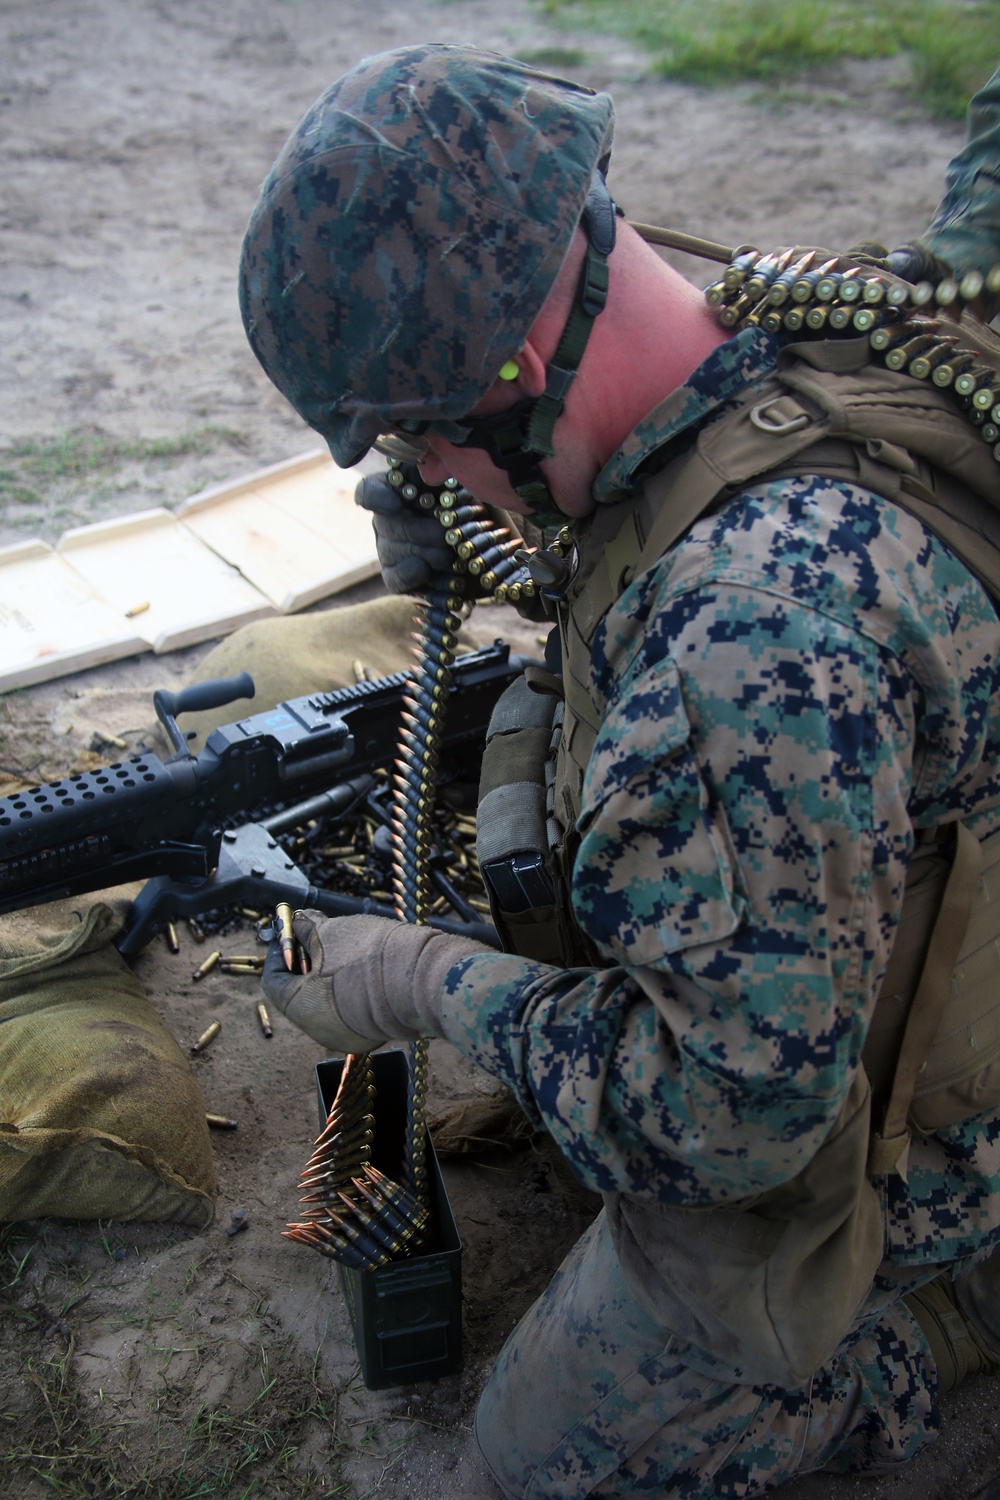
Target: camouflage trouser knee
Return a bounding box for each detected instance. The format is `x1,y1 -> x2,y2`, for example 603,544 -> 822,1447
475,1209 -> 943,1499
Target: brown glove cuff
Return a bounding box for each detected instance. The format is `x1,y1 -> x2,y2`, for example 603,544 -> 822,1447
336,921 -> 489,1041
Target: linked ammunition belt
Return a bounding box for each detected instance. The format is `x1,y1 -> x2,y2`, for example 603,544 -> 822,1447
283,467 -> 571,1270
704,249 -> 1000,460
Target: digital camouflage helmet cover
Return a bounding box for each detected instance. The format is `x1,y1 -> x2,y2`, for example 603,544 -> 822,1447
238,43 -> 615,467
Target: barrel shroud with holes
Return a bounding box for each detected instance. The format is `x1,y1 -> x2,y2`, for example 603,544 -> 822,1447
0,640 -> 525,955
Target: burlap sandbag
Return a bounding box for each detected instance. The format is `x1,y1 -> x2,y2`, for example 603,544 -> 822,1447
183,593 -> 417,748
0,889 -> 215,1226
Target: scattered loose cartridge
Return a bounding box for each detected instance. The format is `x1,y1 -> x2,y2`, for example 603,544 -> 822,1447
192,950 -> 222,982
274,901 -> 298,972
191,1021 -> 221,1054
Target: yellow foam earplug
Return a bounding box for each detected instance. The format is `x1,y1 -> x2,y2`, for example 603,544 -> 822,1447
498,359 -> 520,381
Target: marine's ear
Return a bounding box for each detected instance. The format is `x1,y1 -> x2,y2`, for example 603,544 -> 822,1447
509,333 -> 548,398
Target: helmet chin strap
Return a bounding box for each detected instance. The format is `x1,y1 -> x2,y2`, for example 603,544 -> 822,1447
428,171 -> 619,527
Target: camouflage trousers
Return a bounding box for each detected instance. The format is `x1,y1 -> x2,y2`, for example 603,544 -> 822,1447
475,1208 -> 950,1499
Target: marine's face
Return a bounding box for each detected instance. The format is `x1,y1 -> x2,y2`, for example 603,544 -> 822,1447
414,391 -> 598,521
415,436 -> 531,515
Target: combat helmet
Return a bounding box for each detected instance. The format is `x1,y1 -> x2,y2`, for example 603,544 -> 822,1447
239,43 -> 617,517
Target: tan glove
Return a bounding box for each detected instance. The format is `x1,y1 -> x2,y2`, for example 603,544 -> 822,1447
260,911 -> 486,1052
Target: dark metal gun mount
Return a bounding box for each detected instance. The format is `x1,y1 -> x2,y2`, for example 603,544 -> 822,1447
0,641 -> 522,954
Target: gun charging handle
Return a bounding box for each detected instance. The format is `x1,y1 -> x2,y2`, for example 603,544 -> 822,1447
154,673 -> 255,756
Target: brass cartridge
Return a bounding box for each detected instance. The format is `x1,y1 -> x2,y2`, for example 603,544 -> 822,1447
885,334 -> 938,372
932,278 -> 963,315
850,307 -> 879,333
192,950 -> 222,982
766,252 -> 817,306
790,257 -> 838,304
744,247 -> 795,301
972,382 -> 1000,412
870,323 -> 917,354
813,275 -> 839,304
723,248 -> 761,291
835,277 -> 863,304
191,1020 -> 221,1054
931,352 -> 977,388
955,364 -> 994,398
274,901 -> 297,972
827,303 -> 855,330
908,343 -> 957,380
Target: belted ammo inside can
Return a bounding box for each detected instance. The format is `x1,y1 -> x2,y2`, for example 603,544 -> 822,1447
315,1049 -> 463,1390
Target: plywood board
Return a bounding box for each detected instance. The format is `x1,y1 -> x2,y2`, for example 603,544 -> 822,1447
57,508 -> 276,653
1,450 -> 385,692
0,540 -> 149,690
178,449 -> 380,611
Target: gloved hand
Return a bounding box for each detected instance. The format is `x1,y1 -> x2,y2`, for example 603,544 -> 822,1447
260,910 -> 485,1053
355,471 -> 455,593
885,240 -> 956,285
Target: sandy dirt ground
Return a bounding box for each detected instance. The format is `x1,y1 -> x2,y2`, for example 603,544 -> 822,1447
3,2 -> 1000,1497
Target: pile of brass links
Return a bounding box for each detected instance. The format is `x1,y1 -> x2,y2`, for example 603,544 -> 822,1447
286,463 -> 568,1271
705,249 -> 1000,460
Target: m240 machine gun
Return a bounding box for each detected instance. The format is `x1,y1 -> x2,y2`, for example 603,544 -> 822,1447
0,640 -> 523,956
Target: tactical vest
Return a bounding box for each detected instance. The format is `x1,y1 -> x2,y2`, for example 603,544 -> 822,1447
478,312 -> 1000,1385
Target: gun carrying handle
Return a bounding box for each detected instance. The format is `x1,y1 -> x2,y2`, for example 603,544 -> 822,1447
154,672 -> 256,756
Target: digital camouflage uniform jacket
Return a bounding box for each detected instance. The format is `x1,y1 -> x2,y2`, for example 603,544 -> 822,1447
436,326 -> 1000,1377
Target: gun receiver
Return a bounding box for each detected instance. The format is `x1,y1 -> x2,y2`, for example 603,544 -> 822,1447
0,640 -> 522,954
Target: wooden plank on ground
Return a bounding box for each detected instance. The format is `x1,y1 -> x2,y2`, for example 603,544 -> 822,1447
57,509 -> 276,653
178,448 -> 380,611
0,540 -> 149,690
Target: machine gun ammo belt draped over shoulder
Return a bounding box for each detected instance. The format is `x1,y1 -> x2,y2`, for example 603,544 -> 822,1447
702,246 -> 1000,466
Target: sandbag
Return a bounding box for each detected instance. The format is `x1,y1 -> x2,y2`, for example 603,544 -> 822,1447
183,593 -> 417,747
0,889 -> 215,1226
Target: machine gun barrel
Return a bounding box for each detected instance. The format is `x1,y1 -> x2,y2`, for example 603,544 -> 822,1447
0,640 -> 521,929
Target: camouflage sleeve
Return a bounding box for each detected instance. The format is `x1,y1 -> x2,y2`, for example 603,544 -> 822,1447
434,479 -> 1000,1206
921,64 -> 1000,276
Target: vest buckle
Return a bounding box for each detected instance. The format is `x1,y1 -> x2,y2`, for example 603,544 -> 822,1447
749,397 -> 810,435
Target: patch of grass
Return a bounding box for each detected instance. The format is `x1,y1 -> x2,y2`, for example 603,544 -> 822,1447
536,0 -> 997,118
654,1 -> 894,83
515,45 -> 590,70
0,1234 -> 374,1500
0,424 -> 254,544
1,1326 -> 362,1499
905,2 -> 1000,119
0,425 -> 243,507
0,471 -> 39,508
